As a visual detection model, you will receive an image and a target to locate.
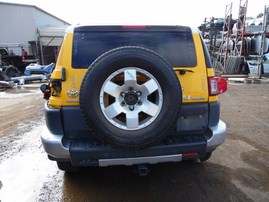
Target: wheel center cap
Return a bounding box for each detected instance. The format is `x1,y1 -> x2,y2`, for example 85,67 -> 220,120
124,92 -> 138,105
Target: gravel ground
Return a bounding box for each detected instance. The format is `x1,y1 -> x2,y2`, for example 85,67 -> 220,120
0,81 -> 269,202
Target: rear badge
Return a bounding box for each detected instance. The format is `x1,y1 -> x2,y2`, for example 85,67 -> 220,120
67,90 -> 79,98
183,95 -> 206,101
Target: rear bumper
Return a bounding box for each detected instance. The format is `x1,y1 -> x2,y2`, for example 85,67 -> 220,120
41,120 -> 226,166
41,127 -> 69,159
207,120 -> 227,152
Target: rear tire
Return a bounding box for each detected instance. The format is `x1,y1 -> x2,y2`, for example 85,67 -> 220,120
199,152 -> 212,162
57,161 -> 80,172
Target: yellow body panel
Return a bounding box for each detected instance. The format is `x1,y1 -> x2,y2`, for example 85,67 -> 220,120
49,33 -> 87,107
49,31 -> 218,107
174,33 -> 209,103
51,69 -> 63,80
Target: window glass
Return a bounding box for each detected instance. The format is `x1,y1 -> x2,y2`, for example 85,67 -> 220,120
72,31 -> 197,68
200,35 -> 213,68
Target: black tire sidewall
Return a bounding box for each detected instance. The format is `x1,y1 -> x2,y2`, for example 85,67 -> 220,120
6,66 -> 19,78
0,72 -> 5,81
80,47 -> 182,148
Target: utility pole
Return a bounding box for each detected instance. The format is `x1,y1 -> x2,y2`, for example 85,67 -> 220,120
235,0 -> 248,56
258,5 -> 269,78
218,2 -> 233,71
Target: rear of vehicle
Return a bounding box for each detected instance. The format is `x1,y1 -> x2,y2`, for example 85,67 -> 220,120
41,26 -> 227,171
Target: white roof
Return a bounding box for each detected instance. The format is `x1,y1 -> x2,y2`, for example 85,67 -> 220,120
38,26 -> 69,46
38,26 -> 69,37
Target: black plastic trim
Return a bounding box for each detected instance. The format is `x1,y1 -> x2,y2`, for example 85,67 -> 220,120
45,102 -> 220,138
177,103 -> 208,133
67,134 -> 207,166
44,102 -> 63,135
179,103 -> 207,116
61,106 -> 93,138
208,101 -> 220,127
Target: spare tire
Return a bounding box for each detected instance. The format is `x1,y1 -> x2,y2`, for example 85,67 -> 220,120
80,46 -> 182,149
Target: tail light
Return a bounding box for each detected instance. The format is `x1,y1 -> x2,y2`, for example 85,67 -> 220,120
208,77 -> 227,96
182,152 -> 199,160
182,152 -> 199,157
51,80 -> 62,94
44,67 -> 65,98
40,80 -> 62,100
40,84 -> 51,100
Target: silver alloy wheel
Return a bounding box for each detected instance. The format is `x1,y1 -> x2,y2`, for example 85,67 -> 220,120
100,67 -> 163,130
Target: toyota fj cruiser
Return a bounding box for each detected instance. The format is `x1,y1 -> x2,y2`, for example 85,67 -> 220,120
40,25 -> 227,172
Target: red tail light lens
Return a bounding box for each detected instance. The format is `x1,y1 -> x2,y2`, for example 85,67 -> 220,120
182,152 -> 199,157
209,77 -> 227,96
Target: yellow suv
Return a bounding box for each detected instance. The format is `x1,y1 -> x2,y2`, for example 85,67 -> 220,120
40,26 -> 227,173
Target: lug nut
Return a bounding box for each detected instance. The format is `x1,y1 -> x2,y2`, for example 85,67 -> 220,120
137,100 -> 142,106
120,92 -> 126,97
121,101 -> 126,106
129,105 -> 134,111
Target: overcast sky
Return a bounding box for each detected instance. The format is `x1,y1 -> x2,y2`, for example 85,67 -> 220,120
2,0 -> 269,26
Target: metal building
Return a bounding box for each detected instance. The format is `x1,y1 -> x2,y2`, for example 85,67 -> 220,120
0,2 -> 70,64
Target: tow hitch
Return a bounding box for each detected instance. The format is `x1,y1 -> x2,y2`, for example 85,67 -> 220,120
135,164 -> 150,176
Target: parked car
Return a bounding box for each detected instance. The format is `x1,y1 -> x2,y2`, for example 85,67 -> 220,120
24,63 -> 55,78
40,25 -> 227,174
0,47 -> 37,73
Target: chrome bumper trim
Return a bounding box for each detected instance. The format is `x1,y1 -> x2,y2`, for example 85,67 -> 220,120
99,154 -> 182,167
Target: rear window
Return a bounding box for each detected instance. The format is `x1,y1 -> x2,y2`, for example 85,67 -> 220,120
72,31 -> 197,68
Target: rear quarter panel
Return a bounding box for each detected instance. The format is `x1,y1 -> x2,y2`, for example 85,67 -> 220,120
174,32 -> 210,103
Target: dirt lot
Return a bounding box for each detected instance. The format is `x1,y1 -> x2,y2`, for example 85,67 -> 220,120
0,85 -> 45,137
0,81 -> 269,201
